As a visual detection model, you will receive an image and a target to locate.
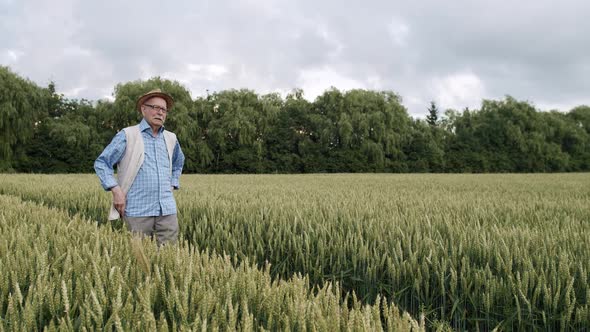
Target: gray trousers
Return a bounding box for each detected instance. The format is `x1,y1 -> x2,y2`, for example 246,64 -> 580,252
124,214 -> 179,246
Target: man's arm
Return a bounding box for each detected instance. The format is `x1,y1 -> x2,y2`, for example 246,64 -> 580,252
94,131 -> 127,216
171,141 -> 185,190
94,131 -> 127,190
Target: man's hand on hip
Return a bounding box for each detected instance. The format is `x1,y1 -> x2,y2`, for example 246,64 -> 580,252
111,186 -> 126,218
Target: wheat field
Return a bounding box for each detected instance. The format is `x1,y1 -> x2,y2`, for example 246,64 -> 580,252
0,173 -> 589,331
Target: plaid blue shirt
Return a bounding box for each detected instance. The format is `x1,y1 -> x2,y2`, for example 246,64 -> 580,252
94,119 -> 185,217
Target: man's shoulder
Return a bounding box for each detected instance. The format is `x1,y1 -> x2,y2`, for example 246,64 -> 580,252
122,124 -> 141,133
121,125 -> 143,141
163,130 -> 177,138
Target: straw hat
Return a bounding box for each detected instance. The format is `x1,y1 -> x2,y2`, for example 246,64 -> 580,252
136,89 -> 174,113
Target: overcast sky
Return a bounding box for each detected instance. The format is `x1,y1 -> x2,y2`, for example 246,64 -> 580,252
1,0 -> 589,117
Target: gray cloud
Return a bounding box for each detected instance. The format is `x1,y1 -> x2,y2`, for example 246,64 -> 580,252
1,0 -> 588,116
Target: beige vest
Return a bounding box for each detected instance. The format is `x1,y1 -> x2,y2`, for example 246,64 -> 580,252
108,125 -> 177,220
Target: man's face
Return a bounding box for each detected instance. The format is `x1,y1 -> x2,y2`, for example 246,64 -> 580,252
141,96 -> 168,130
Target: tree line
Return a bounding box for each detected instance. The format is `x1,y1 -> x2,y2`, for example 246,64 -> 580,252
1,66 -> 589,173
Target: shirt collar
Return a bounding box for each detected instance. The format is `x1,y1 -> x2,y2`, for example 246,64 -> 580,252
139,118 -> 165,134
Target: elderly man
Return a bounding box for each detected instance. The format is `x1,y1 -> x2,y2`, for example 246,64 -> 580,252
94,89 -> 185,245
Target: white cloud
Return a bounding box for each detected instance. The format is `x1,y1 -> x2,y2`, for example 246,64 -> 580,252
431,72 -> 486,111
63,86 -> 87,98
366,75 -> 383,90
297,67 -> 366,100
1,49 -> 23,63
536,100 -> 590,112
63,46 -> 92,57
186,64 -> 229,81
388,19 -> 409,46
139,62 -> 156,81
1,0 -> 589,116
404,95 -> 428,118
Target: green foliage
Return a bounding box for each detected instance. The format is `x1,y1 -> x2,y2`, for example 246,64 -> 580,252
0,66 -> 47,171
426,101 -> 439,127
444,97 -> 589,172
1,66 -> 590,174
405,119 -> 445,172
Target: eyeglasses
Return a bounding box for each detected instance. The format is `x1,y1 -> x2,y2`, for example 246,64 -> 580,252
143,103 -> 168,114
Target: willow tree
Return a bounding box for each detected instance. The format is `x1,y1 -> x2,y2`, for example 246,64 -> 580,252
0,66 -> 47,171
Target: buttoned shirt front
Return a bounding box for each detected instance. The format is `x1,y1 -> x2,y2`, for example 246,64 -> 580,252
94,119 -> 185,217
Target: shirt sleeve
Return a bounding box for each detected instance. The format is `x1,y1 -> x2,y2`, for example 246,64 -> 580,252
171,140 -> 185,189
94,131 -> 127,191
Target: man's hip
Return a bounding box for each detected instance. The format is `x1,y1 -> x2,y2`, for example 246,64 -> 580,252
124,214 -> 178,246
